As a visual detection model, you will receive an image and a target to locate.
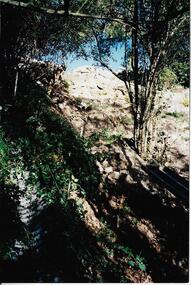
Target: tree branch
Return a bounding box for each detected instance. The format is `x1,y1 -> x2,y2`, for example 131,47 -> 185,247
92,26 -> 135,117
0,0 -> 133,27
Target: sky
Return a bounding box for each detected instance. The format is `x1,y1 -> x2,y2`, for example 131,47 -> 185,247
64,44 -> 126,72
42,40 -> 134,72
42,39 -> 150,72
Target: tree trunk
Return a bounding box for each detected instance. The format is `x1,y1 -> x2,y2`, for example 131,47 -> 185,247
132,0 -> 139,152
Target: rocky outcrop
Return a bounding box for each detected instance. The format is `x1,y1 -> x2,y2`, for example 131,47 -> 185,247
64,66 -> 126,100
62,66 -> 189,179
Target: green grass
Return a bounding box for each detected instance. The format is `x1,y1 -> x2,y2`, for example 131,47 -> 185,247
166,111 -> 184,119
87,128 -> 123,147
181,97 -> 189,107
99,91 -> 107,96
120,115 -> 133,125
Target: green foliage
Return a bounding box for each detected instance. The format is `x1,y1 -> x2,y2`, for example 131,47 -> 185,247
135,255 -> 146,271
121,205 -> 131,214
166,111 -> 184,119
105,22 -> 126,39
1,245 -> 13,261
1,67 -> 100,206
171,62 -> 189,88
128,260 -> 135,267
114,244 -> 146,272
120,115 -> 133,125
76,97 -> 82,105
181,96 -> 189,107
87,129 -> 123,147
160,55 -> 190,89
131,217 -> 138,225
159,68 -> 177,90
99,91 -> 107,96
0,129 -> 9,182
128,255 -> 146,271
117,245 -> 133,256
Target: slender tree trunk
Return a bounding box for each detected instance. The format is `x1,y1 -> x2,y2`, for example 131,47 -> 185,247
132,0 -> 140,152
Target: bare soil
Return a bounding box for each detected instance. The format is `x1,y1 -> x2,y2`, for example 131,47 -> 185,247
50,66 -> 189,282
63,66 -> 189,179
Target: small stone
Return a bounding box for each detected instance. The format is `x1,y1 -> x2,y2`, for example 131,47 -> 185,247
140,180 -> 150,190
109,197 -> 118,209
125,174 -> 135,184
91,146 -> 98,154
120,170 -> 128,176
102,160 -> 109,168
114,171 -> 120,180
105,166 -> 113,174
119,152 -> 125,160
96,161 -> 104,173
108,171 -> 120,183
58,103 -> 65,109
99,182 -> 104,191
120,161 -> 127,169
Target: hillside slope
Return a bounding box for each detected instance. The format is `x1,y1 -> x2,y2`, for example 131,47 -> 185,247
0,62 -> 189,283
63,66 -> 189,178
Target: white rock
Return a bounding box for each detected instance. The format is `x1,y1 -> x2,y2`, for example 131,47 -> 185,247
105,166 -> 113,174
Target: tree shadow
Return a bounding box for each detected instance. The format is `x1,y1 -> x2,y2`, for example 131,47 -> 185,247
0,185 -> 25,281
116,160 -> 189,282
92,139 -> 189,282
1,204 -> 89,282
0,69 -> 105,282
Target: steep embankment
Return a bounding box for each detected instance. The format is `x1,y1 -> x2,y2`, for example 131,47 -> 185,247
0,62 -> 188,283
55,65 -> 189,281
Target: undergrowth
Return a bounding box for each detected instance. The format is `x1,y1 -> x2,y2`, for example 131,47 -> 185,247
0,66 -> 147,282
86,128 -> 123,148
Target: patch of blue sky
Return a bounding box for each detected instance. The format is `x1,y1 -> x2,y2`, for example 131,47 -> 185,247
65,43 -> 126,71
41,38 -> 149,72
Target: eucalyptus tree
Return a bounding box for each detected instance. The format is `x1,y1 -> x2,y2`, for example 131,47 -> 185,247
78,0 -> 189,156
0,0 -> 189,156
131,0 -> 189,155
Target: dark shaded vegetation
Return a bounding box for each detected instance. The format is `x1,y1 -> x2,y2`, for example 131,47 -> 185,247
1,205 -> 99,282
0,68 -> 143,283
0,67 -> 100,281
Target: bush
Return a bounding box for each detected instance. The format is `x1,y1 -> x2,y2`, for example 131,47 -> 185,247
159,68 -> 177,90
171,62 -> 189,88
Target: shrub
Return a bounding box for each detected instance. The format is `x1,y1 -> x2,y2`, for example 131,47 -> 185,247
159,68 -> 177,90
171,62 -> 189,88
181,96 -> 189,107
